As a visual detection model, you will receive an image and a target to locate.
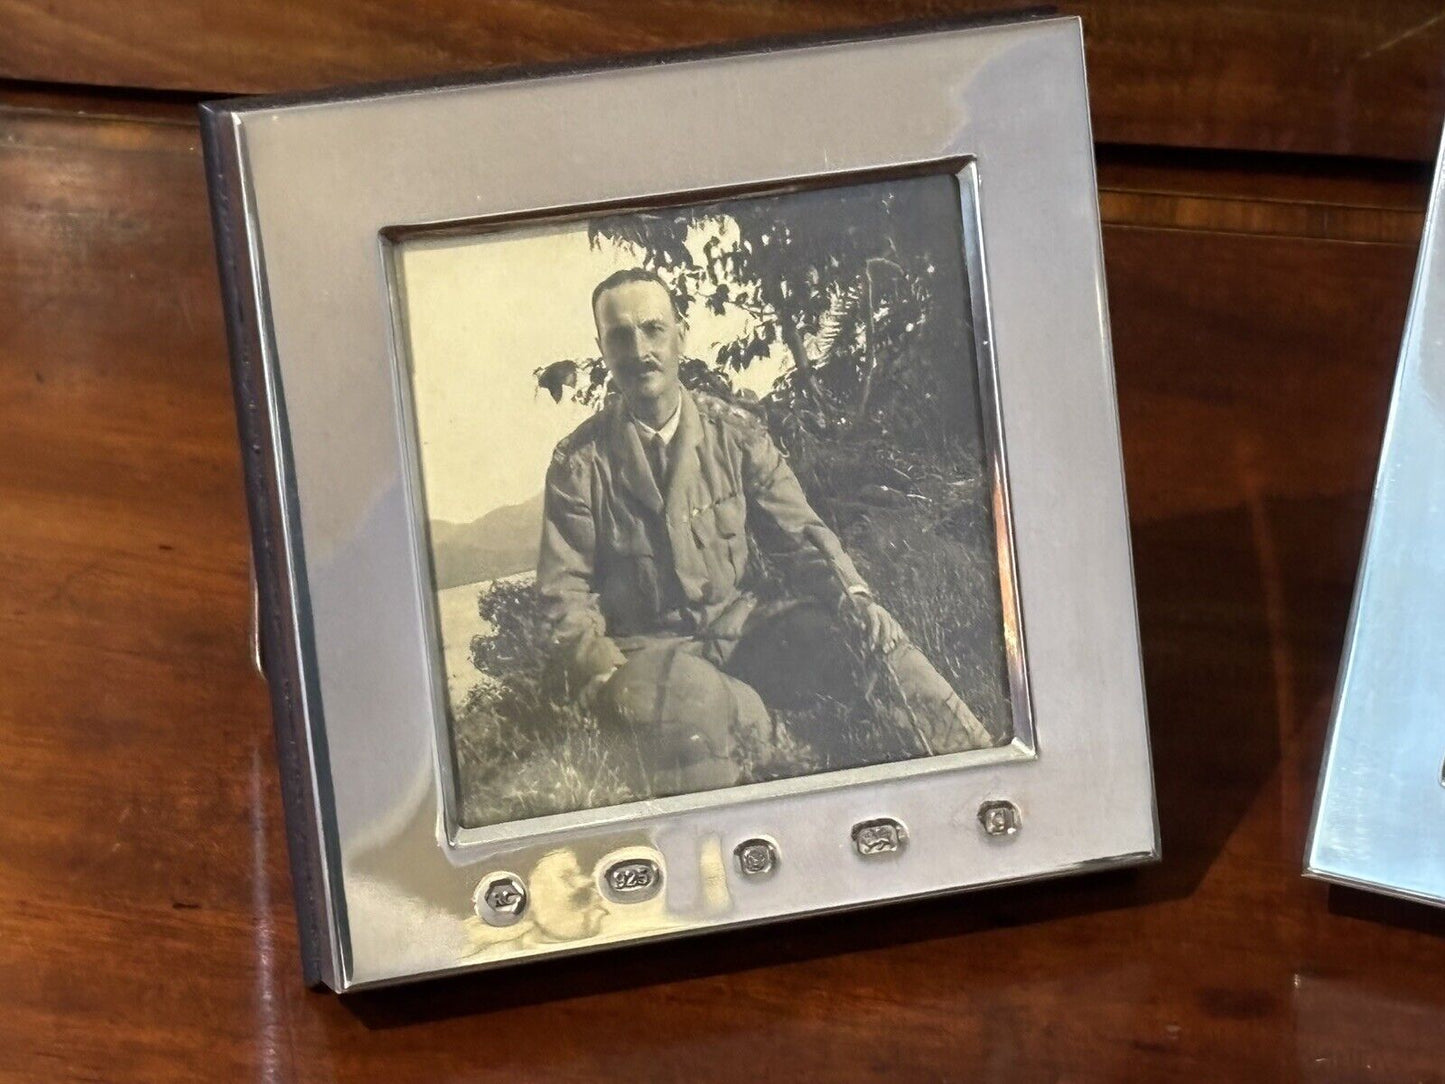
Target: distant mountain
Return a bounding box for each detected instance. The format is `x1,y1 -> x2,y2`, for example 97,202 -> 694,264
429,491 -> 544,590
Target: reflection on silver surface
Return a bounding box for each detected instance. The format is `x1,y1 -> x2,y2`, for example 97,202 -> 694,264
1306,123 -> 1445,908
247,558 -> 264,677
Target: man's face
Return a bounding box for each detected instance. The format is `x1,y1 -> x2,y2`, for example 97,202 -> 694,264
594,280 -> 684,408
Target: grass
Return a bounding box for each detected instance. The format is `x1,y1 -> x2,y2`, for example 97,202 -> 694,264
450,428 -> 1014,829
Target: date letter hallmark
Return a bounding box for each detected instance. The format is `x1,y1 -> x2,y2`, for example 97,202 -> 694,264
977,799 -> 1022,838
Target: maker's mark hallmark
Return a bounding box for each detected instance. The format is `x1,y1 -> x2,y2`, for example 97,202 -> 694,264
601,856 -> 663,903
852,818 -> 908,858
474,872 -> 528,927
977,800 -> 1022,838
734,838 -> 778,878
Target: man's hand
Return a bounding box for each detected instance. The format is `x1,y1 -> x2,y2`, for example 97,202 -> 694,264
579,666 -> 619,710
848,594 -> 906,655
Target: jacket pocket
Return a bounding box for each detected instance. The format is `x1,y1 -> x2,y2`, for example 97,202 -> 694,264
713,493 -> 746,538
690,493 -> 748,591
689,492 -> 744,545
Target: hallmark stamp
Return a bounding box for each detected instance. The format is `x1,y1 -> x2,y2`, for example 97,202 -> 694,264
474,872 -> 528,927
734,838 -> 779,878
601,857 -> 663,903
852,818 -> 908,857
977,800 -> 1022,838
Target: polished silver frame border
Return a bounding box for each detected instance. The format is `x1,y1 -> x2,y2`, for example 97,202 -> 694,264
205,15 -> 1157,991
1305,124 -> 1445,908
385,159 -> 1040,851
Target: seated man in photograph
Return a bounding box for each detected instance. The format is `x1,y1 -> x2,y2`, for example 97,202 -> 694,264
538,267 -> 994,793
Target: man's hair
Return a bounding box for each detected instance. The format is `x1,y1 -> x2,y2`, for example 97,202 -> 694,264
591,267 -> 682,323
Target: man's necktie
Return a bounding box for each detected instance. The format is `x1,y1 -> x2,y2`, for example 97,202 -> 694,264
648,432 -> 669,491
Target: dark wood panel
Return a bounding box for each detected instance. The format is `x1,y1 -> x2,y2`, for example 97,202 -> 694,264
2,103 -> 1444,1081
3,2 -> 1445,161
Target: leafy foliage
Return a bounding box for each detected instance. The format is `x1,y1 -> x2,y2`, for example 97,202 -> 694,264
453,579 -> 639,826
534,175 -> 974,451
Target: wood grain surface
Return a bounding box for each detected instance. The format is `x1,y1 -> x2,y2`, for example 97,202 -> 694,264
3,2 -> 1445,161
2,95 -> 1445,1081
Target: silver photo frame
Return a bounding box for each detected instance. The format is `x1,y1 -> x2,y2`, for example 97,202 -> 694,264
203,14 -> 1157,991
1306,124 -> 1445,908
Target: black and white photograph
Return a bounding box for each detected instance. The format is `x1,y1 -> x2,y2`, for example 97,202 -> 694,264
393,173 -> 1020,830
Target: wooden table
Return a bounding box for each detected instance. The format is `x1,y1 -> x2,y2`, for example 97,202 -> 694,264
3,6 -> 1445,1079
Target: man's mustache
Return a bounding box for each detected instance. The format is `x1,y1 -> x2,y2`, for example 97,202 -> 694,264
617,357 -> 665,375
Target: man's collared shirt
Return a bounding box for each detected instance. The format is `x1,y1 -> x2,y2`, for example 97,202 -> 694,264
632,400 -> 681,486
631,400 -> 681,446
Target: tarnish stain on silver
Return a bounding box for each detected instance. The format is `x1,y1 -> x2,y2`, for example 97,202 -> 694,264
601,857 -> 663,903
474,872 -> 527,927
852,818 -> 907,857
